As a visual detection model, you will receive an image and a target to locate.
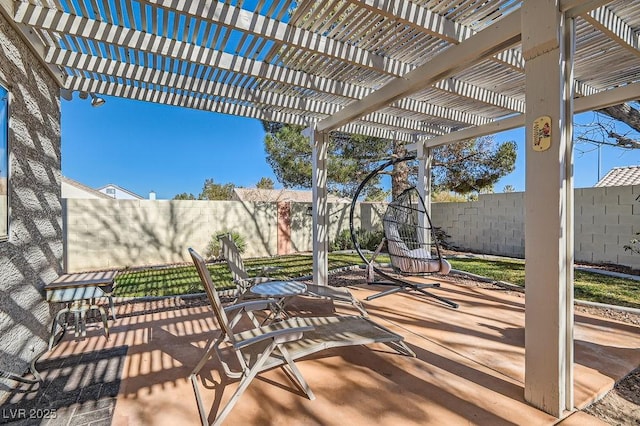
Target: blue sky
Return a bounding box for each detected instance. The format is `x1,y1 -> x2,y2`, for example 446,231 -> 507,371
61,95 -> 640,199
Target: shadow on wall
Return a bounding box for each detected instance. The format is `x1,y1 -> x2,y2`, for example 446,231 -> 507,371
0,14 -> 62,383
63,199 -> 280,272
235,199 -> 279,256
288,201 -> 385,254
62,199 -> 388,273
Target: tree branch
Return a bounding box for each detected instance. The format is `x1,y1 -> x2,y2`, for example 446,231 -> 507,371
597,103 -> 640,133
608,131 -> 640,149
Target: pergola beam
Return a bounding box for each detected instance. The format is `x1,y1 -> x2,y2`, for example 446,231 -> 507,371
425,115 -> 524,148
560,0 -> 615,17
423,80 -> 640,148
13,4 -> 367,100
348,0 -> 472,43
575,81 -> 640,111
68,77 -> 419,142
349,0 -> 601,98
349,0 -> 528,75
0,0 -> 66,86
434,78 -> 525,113
582,6 -> 640,58
316,10 -> 522,132
393,98 -> 492,126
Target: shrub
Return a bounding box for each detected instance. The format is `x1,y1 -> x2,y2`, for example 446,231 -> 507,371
331,227 -> 454,252
434,226 -> 456,250
207,231 -> 246,259
330,229 -> 353,251
624,232 -> 640,255
331,228 -> 385,252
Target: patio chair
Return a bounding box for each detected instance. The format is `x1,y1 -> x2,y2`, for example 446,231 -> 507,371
188,248 -> 415,426
218,233 -> 369,317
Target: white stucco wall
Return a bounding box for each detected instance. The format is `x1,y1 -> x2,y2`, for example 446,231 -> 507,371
62,181 -> 107,199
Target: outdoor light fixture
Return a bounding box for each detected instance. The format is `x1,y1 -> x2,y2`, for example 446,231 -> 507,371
90,93 -> 106,107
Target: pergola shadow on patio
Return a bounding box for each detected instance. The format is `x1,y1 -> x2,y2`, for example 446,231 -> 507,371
11,277 -> 640,425
2,0 -> 639,417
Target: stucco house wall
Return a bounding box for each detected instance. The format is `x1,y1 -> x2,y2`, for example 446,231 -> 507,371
98,184 -> 143,200
0,14 -> 62,379
62,176 -> 111,199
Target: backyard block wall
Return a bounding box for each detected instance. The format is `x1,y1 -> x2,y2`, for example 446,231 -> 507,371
431,186 -> 639,269
432,193 -> 526,258
64,199 -> 361,271
0,14 -> 62,379
574,186 -> 639,267
63,185 -> 639,272
63,199 -> 278,272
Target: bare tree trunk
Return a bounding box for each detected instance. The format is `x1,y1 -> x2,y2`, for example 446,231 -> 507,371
391,140 -> 409,200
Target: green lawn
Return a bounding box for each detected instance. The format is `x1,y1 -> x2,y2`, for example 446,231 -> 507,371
114,253 -> 373,298
114,254 -> 640,309
448,257 -> 640,309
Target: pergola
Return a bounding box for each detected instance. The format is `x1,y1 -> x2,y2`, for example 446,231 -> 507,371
2,0 -> 638,418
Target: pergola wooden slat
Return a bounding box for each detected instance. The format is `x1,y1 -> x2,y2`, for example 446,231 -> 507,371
11,0 -> 624,140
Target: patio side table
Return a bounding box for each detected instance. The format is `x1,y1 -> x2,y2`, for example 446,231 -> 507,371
45,270 -> 118,349
249,280 -> 307,323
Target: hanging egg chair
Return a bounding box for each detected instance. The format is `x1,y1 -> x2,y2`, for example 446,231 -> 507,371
349,155 -> 458,308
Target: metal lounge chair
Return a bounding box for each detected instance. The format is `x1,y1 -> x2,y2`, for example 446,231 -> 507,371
188,248 -> 415,426
217,233 -> 369,317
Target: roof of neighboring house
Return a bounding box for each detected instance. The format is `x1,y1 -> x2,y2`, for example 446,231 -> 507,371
97,184 -> 144,199
594,166 -> 640,187
62,176 -> 112,199
233,188 -> 351,203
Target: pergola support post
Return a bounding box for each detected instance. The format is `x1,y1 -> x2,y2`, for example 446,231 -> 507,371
417,138 -> 433,246
522,1 -> 575,417
306,126 -> 329,287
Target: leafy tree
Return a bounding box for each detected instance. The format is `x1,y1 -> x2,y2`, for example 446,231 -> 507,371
256,177 -> 275,189
432,191 -> 467,202
198,178 -> 235,200
362,186 -> 390,202
263,122 -> 390,199
264,123 -> 311,188
173,192 -> 196,200
263,122 -> 517,199
503,185 -> 516,193
432,137 -> 517,194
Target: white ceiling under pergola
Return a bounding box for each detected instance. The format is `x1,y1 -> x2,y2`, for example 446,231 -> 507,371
2,0 -> 639,144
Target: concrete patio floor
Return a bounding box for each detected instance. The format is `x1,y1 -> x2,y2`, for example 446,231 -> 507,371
21,278 -> 640,425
